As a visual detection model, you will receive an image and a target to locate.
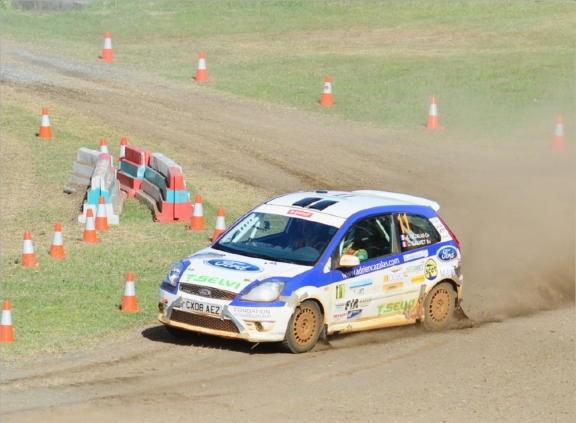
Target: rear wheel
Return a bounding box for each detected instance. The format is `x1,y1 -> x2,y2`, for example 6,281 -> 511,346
280,301 -> 323,354
423,283 -> 455,331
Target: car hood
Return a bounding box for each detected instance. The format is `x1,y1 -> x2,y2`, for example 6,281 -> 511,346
179,248 -> 310,293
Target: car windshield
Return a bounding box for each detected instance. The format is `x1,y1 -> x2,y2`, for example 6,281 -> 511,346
213,212 -> 338,266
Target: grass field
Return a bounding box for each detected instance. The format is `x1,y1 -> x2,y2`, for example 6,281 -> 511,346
1,1 -> 574,360
0,85 -> 266,360
2,1 -> 574,135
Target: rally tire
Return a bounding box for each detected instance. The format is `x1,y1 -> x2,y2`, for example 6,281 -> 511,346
423,282 -> 455,331
280,301 -> 323,354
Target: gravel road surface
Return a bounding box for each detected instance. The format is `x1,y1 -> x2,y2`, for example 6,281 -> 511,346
1,43 -> 574,423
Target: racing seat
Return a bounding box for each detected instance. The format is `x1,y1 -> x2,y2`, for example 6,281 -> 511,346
369,238 -> 391,258
353,227 -> 373,259
356,226 -> 393,260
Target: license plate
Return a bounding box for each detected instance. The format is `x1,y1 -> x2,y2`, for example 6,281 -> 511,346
181,299 -> 220,315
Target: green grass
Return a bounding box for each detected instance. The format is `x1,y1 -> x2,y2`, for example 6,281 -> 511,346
1,1 -> 574,359
1,1 -> 574,137
1,220 -> 193,358
0,91 -> 262,360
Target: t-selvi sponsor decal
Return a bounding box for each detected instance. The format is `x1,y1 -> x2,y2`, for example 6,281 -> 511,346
185,273 -> 243,290
377,299 -> 415,316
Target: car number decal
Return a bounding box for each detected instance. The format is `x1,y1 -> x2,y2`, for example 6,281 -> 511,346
181,300 -> 220,315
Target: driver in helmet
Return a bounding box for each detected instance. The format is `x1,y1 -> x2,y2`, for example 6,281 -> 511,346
289,220 -> 319,250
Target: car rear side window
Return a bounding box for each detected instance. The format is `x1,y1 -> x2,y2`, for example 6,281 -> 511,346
396,213 -> 441,252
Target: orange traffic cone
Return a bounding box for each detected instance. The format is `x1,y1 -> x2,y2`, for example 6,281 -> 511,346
83,208 -> 98,244
95,196 -> 109,231
119,136 -> 128,161
50,222 -> 65,259
212,207 -> 226,241
319,75 -> 333,107
100,31 -> 116,62
99,137 -> 109,154
38,107 -> 53,139
552,116 -> 564,151
426,97 -> 445,129
189,194 -> 205,230
0,301 -> 14,343
195,51 -> 209,82
22,231 -> 37,268
121,272 -> 138,312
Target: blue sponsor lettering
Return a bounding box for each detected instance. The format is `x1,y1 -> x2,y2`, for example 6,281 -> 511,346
347,309 -> 362,319
343,257 -> 400,278
403,250 -> 428,262
349,279 -> 372,288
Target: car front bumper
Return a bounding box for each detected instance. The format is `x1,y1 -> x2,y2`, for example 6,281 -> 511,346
157,288 -> 292,343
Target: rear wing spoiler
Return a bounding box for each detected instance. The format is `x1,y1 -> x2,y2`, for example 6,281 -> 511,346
353,190 -> 440,211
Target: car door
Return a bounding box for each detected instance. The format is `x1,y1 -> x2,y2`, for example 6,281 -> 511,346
394,212 -> 442,319
327,214 -> 406,325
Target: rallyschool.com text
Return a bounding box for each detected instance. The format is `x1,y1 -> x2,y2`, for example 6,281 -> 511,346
344,257 -> 401,277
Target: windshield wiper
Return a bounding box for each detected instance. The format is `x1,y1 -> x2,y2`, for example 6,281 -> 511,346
212,243 -> 233,253
245,252 -> 282,261
215,245 -> 278,261
214,244 -> 302,265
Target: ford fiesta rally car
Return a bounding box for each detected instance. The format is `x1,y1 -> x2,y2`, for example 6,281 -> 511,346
158,190 -> 462,353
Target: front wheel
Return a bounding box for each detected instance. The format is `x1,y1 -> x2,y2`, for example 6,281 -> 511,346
280,301 -> 323,354
423,283 -> 455,331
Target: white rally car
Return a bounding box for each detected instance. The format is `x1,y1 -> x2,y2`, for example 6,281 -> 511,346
158,190 -> 463,353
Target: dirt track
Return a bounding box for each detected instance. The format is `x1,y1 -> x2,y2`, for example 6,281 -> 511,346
1,44 -> 574,422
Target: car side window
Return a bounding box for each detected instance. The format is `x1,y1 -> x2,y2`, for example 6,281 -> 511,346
338,215 -> 394,262
396,213 -> 441,252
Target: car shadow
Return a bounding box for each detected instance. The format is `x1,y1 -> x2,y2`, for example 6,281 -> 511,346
141,325 -> 281,355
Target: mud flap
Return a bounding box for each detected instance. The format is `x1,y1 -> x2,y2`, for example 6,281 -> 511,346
315,324 -> 335,350
454,300 -> 470,321
318,324 -> 328,342
404,285 -> 426,320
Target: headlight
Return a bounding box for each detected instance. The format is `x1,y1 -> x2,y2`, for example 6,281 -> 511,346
164,262 -> 183,287
240,281 -> 285,302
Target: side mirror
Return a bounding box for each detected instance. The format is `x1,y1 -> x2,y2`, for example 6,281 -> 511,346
336,254 -> 360,268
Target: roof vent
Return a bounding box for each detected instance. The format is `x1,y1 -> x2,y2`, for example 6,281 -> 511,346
292,197 -> 322,207
309,200 -> 338,211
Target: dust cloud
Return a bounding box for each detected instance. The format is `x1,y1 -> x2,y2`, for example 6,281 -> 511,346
319,147 -> 574,349
446,146 -> 574,322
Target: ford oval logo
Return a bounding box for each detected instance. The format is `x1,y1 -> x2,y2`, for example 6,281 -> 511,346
437,246 -> 458,261
204,259 -> 262,272
198,289 -> 211,296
